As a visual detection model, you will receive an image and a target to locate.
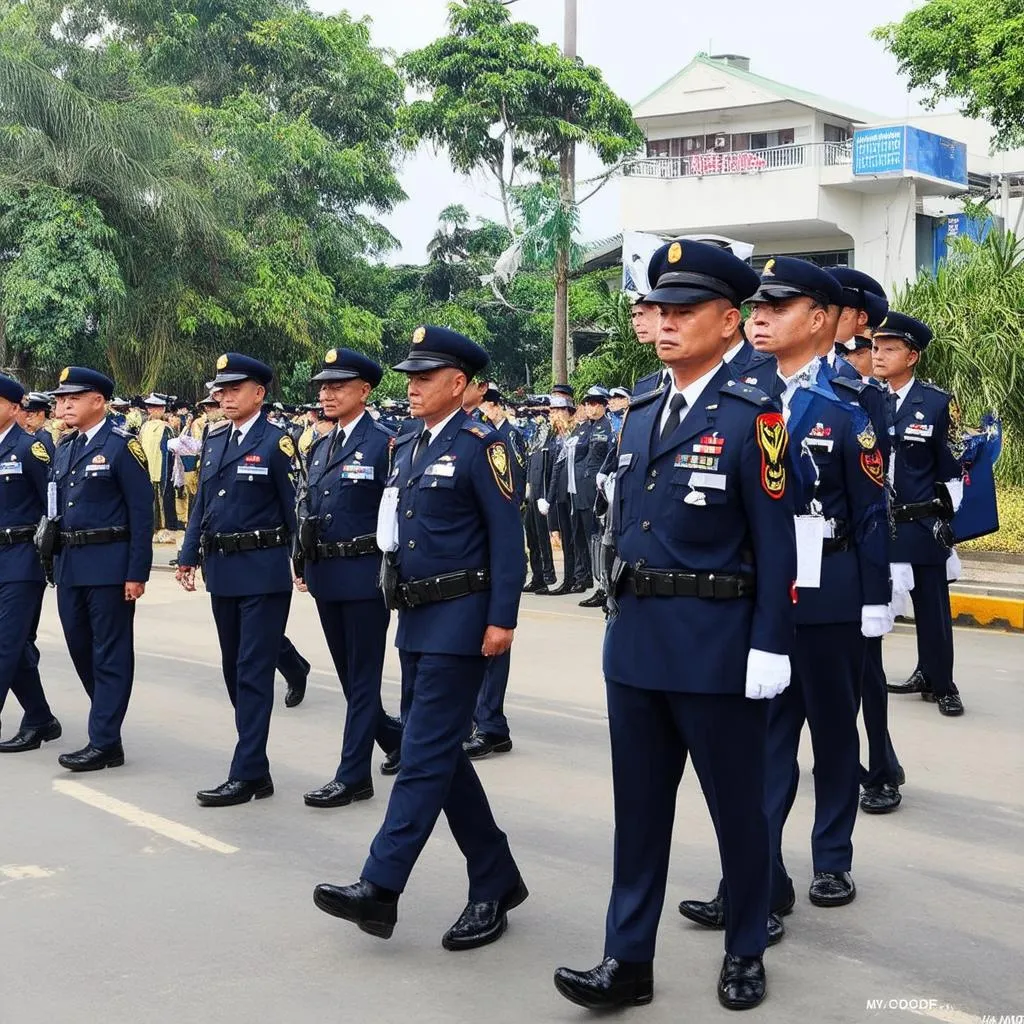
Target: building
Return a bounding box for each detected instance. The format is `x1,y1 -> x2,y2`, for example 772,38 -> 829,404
615,53 -> 1024,293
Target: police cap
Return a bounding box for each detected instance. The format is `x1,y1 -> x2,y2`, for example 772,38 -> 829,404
645,239 -> 760,308
52,366 -> 115,400
0,374 -> 25,405
829,267 -> 887,310
582,386 -> 610,405
482,385 -> 504,404
551,383 -> 574,399
22,391 -> 51,412
749,257 -> 844,307
311,348 -> 384,387
864,292 -> 890,330
873,312 -> 933,351
212,352 -> 274,387
392,326 -> 489,378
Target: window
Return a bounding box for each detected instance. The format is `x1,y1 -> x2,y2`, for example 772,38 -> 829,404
647,139 -> 670,158
731,132 -> 751,151
824,124 -> 851,143
752,250 -> 852,271
750,132 -> 768,150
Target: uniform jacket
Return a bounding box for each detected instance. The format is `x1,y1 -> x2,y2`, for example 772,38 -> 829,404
180,413 -> 297,597
525,420 -> 553,502
823,361 -> 895,468
493,418 -> 527,504
0,423 -> 50,584
389,409 -> 526,656
548,430 -> 571,505
890,379 -> 962,566
303,413 -> 394,603
569,416 -> 611,513
52,420 -> 154,587
31,429 -> 55,458
604,364 -> 797,694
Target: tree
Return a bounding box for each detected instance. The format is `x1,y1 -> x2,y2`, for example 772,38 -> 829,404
874,0 -> 1024,147
401,0 -> 642,384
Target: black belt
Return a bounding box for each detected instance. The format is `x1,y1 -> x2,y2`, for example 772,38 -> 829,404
892,499 -> 941,523
203,527 -> 289,555
396,569 -> 490,609
60,526 -> 129,548
0,525 -> 36,547
624,568 -> 755,599
313,534 -> 379,560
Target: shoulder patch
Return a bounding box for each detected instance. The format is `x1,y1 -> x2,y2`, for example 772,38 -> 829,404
860,449 -> 885,487
754,412 -> 788,499
722,379 -> 773,407
628,387 -> 665,409
31,441 -> 51,464
462,421 -> 495,440
127,438 -> 147,469
857,422 -> 878,450
486,442 -> 515,500
279,434 -> 296,459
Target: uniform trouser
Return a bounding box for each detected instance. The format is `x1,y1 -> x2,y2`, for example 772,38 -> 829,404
57,584 -> 136,749
0,581 -> 54,730
524,500 -> 555,583
909,563 -> 956,697
860,636 -> 903,789
210,592 -> 291,780
315,596 -> 401,785
604,681 -> 770,961
473,651 -> 511,739
570,504 -> 595,587
553,501 -> 576,585
362,651 -> 520,899
767,622 -> 862,909
152,477 -> 180,532
277,634 -> 310,687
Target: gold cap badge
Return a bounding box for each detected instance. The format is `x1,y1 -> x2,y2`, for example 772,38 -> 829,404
412,326 -> 426,345
59,367 -> 70,383
668,242 -> 682,264
325,349 -> 338,364
216,354 -> 228,370
763,258 -> 776,276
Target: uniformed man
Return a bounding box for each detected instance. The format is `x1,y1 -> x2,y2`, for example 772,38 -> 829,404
465,385 -> 526,759
314,325 -> 528,951
541,390 -> 582,595
48,367 -> 154,770
176,354 -> 297,806
295,348 -> 402,807
522,404 -> 557,594
553,241 -> 796,1012
678,258 -> 891,942
573,387 -> 612,608
139,393 -> 179,533
0,375 -> 63,753
107,397 -> 130,431
873,314 -> 965,716
607,387 -> 630,436
17,392 -> 55,456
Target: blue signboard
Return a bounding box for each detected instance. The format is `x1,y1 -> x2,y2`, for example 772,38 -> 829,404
905,126 -> 968,186
932,213 -> 992,267
853,126 -> 905,175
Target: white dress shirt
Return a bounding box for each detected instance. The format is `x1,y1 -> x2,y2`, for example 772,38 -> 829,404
658,362 -> 725,435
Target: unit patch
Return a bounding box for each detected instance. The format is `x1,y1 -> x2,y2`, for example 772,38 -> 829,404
486,442 -> 514,501
860,448 -> 885,487
755,412 -> 788,499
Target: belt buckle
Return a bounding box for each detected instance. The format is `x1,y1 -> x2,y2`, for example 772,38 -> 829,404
697,573 -> 715,599
633,572 -> 652,598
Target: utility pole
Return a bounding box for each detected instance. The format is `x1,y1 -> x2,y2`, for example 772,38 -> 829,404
552,0 -> 578,385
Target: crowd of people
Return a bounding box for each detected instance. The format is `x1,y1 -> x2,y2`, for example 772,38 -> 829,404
0,239 -> 970,1012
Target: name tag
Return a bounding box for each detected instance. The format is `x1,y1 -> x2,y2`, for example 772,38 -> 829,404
618,453 -> 634,469
0,462 -> 23,476
84,464 -> 111,473
688,472 -> 726,491
341,464 -> 374,481
903,435 -> 927,444
237,465 -> 269,476
905,424 -> 933,437
425,463 -> 455,478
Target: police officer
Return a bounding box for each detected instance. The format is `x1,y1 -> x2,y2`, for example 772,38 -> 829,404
295,348 -> 402,806
554,241 -> 796,1012
0,375 -> 63,753
465,385 -> 527,759
18,392 -> 55,456
873,314 -> 965,716
522,403 -> 557,594
543,389 -> 582,595
176,354 -> 297,806
314,325 -> 527,951
48,366 -> 154,770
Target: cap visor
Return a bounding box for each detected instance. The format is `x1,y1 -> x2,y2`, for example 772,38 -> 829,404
51,383 -> 95,395
643,285 -> 727,306
747,284 -> 811,303
212,371 -> 254,385
391,356 -> 456,374
310,368 -> 359,383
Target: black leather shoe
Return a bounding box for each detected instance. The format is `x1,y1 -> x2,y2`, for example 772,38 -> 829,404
0,717 -> 62,753
718,954 -> 766,1010
522,579 -> 542,593
546,583 -> 575,596
463,731 -> 513,760
554,957 -> 654,1010
532,585 -> 551,596
570,582 -> 590,594
578,589 -> 607,608
313,878 -> 399,939
380,748 -> 401,776
679,893 -> 725,928
887,668 -> 928,694
58,744 -> 124,772
196,776 -> 274,807
808,871 -> 856,907
767,913 -> 784,946
441,877 -> 529,951
304,779 -> 373,808
861,783 -> 902,814
284,680 -> 307,708
936,692 -> 964,716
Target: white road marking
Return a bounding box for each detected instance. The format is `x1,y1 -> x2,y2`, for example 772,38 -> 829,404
53,780 -> 238,855
910,1008 -> 984,1024
0,865 -> 56,880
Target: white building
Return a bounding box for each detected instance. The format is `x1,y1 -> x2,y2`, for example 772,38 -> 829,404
618,54 -> 1024,294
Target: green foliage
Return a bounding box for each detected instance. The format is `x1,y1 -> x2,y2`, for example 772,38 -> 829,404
874,0 -> 1024,147
961,483 -> 1024,552
571,290 -> 660,394
892,227 -> 1024,484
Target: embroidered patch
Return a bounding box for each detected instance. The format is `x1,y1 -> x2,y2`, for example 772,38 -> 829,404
487,442 -> 514,501
809,422 -> 831,438
860,449 -> 885,487
244,454 -> 262,464
857,423 -> 877,450
755,412 -> 788,499
30,441 -> 50,464
127,438 -> 147,469
279,434 -> 295,459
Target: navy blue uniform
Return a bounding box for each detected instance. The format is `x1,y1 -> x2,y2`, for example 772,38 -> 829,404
0,425 -> 57,734
180,413 -> 296,780
523,421 -> 556,585
53,422 -> 154,749
362,410 -> 525,898
548,428 -> 578,586
890,380 -> 962,698
603,365 -> 797,962
303,414 -> 401,783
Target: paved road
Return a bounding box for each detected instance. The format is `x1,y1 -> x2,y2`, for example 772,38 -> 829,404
3,577 -> 1023,1024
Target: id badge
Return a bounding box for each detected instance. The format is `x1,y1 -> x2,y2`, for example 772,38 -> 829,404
376,486 -> 400,553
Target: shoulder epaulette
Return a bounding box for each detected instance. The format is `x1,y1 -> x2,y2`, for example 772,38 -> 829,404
208,420 -> 231,434
628,386 -> 665,409
831,376 -> 868,396
462,420 -> 495,440
111,425 -> 133,438
58,431 -> 77,446
394,429 -> 417,446
721,379 -> 773,407
920,380 -> 951,397
372,419 -> 396,438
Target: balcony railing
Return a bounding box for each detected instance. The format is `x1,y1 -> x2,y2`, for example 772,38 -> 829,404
625,141 -> 853,179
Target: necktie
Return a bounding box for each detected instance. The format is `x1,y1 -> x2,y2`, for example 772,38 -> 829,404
660,394 -> 687,442
73,432 -> 87,458
232,428 -> 242,447
327,427 -> 343,463
412,429 -> 432,469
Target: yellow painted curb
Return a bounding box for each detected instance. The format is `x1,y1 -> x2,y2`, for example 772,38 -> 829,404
949,592 -> 1024,631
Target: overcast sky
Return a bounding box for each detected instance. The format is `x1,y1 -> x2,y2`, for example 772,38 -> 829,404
313,0 -> 936,263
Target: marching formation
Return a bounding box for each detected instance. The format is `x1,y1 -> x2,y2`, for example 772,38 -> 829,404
0,241 -> 969,1011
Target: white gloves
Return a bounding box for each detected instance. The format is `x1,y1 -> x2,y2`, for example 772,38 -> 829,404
537,498 -> 550,516
945,478 -> 964,513
946,549 -> 962,582
745,649 -> 791,700
596,472 -> 609,495
888,562 -> 914,619
861,604 -> 894,638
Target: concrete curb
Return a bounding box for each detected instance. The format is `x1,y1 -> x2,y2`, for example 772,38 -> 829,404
948,592 -> 1024,632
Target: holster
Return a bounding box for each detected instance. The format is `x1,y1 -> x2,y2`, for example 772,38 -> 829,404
34,515 -> 60,587
379,551 -> 400,611
605,555 -> 627,617
298,515 -> 321,560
